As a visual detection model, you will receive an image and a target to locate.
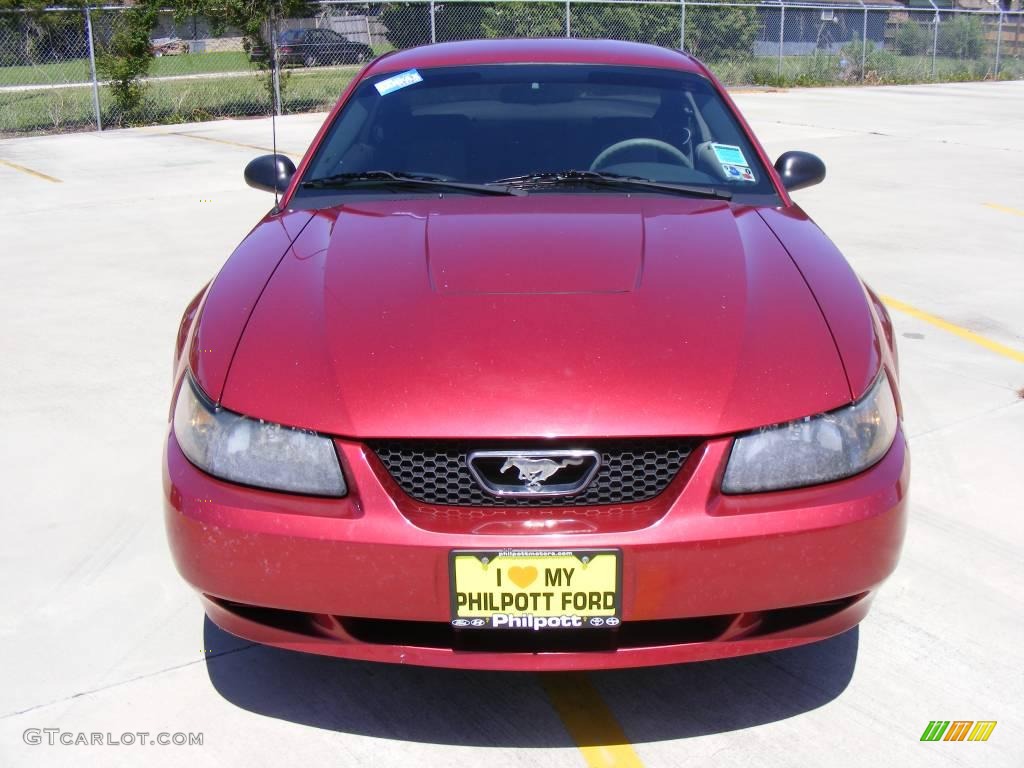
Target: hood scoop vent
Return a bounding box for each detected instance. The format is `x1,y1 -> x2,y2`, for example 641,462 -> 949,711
426,211 -> 643,295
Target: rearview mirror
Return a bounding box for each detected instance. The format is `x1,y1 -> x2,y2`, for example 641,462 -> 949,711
244,154 -> 296,194
774,151 -> 826,192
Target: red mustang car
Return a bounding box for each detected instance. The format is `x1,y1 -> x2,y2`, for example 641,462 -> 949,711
165,39 -> 908,670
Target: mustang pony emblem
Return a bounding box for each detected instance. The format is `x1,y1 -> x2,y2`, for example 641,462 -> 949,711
467,449 -> 602,497
500,457 -> 585,491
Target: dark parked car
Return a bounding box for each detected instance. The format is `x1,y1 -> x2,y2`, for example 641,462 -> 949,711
249,29 -> 374,67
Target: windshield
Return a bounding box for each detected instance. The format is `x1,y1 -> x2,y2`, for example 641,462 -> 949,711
295,64 -> 777,202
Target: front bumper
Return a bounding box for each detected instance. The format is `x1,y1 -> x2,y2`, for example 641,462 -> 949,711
164,430 -> 908,670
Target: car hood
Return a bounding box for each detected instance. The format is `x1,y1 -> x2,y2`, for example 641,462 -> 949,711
219,196 -> 852,438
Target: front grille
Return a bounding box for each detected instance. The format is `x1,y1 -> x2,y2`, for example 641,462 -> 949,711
367,439 -> 698,507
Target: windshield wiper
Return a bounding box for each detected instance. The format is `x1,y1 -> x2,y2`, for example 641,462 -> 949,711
493,170 -> 732,200
301,170 -> 525,196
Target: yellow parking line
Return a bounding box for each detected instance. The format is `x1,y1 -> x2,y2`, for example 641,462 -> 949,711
542,673 -> 644,768
0,158 -> 62,183
880,295 -> 1024,364
165,131 -> 298,157
984,202 -> 1024,218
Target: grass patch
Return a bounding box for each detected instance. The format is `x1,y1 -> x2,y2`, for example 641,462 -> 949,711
150,51 -> 254,77
1,66 -> 357,135
0,58 -> 92,87
0,43 -> 394,88
0,51 -> 257,87
710,52 -> 1024,86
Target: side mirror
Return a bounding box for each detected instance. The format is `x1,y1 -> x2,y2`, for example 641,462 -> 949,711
774,151 -> 826,192
244,154 -> 296,194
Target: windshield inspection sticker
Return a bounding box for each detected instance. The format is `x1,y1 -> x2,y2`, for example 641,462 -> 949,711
722,163 -> 756,183
374,69 -> 423,96
711,143 -> 748,166
710,144 -> 756,183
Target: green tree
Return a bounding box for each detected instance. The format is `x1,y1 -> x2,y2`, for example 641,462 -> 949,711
685,0 -> 759,62
437,3 -> 486,41
894,20 -> 931,56
96,0 -> 162,124
571,4 -> 678,48
380,3 -> 431,48
938,14 -> 984,60
173,0 -> 309,108
0,0 -> 87,68
0,0 -> 158,113
381,2 -> 485,48
481,2 -> 564,38
840,34 -> 898,82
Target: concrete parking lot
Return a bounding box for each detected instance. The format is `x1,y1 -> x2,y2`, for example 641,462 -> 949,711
0,80 -> 1021,767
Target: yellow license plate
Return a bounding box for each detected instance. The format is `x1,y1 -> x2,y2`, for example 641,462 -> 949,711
449,549 -> 621,629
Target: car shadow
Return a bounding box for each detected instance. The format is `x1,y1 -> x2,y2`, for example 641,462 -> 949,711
204,618 -> 858,747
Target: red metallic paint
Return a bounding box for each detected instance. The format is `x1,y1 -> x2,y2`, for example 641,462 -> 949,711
186,210 -> 313,401
165,39 -> 908,669
165,426 -> 907,668
174,284 -> 206,374
167,431 -> 907,618
757,207 -> 884,400
864,283 -> 899,378
220,197 -> 850,438
372,38 -> 706,75
198,591 -> 873,671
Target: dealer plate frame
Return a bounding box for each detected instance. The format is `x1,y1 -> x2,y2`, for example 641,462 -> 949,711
448,548 -> 622,630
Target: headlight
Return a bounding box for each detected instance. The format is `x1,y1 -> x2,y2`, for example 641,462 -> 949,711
173,374 -> 347,497
722,373 -> 898,494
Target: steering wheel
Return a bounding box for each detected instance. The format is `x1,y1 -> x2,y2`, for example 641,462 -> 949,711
590,138 -> 693,172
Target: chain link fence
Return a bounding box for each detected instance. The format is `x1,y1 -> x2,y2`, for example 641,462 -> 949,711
2,1 -> 1022,135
